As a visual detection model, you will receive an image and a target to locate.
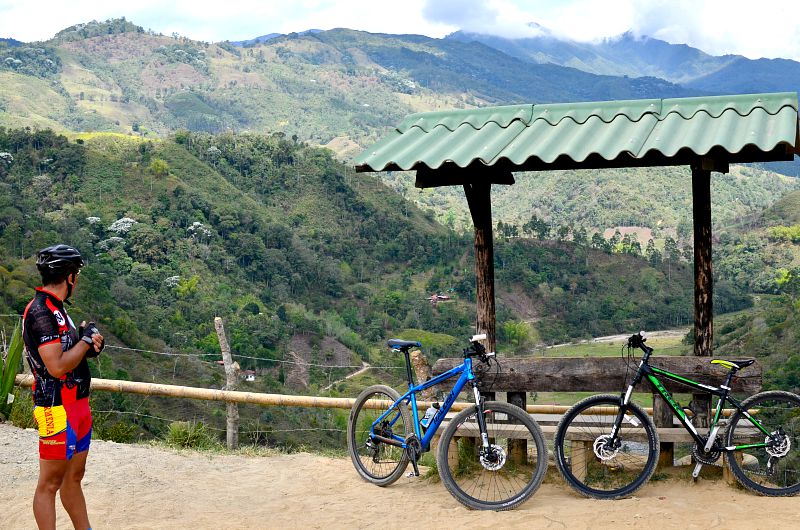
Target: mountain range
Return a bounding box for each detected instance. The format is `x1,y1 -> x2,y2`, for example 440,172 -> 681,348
446,29 -> 800,92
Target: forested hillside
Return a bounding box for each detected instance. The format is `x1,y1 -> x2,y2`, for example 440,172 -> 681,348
712,190 -> 800,394
1,127 -> 730,445
384,165 -> 798,237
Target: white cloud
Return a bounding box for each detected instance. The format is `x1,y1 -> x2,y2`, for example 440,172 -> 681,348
0,0 -> 798,60
0,0 -> 451,42
627,0 -> 800,60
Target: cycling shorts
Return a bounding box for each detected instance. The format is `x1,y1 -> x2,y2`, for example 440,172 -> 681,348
33,397 -> 92,460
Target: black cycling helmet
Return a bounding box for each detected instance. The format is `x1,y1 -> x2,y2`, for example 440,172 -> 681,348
36,244 -> 85,276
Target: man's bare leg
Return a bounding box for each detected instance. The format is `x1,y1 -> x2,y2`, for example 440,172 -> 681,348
33,459 -> 68,530
59,450 -> 91,530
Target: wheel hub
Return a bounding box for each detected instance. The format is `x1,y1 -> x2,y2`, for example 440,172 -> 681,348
593,435 -> 620,460
480,444 -> 507,471
766,431 -> 791,458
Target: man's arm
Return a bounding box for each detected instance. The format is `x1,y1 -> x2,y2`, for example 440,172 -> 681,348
38,341 -> 92,378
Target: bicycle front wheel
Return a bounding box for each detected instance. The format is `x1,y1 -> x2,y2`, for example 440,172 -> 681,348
347,385 -> 410,487
554,394 -> 659,499
437,401 -> 547,511
726,390 -> 800,496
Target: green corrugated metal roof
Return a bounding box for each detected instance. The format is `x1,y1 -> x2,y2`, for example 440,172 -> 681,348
355,92 -> 799,178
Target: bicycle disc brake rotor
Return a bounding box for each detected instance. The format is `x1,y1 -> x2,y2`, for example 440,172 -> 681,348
766,431 -> 791,458
479,444 -> 507,471
593,435 -> 619,461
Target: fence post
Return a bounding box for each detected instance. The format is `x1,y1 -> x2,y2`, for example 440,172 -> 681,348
215,317 -> 239,450
507,391 -> 527,465
409,349 -> 435,400
652,395 -> 674,468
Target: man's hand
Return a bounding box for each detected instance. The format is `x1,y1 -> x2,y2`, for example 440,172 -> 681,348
80,321 -> 105,357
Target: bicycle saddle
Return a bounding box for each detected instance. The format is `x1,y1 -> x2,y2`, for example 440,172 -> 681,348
387,339 -> 422,351
711,359 -> 755,370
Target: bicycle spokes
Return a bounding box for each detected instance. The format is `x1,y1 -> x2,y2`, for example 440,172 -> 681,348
437,402 -> 548,510
726,391 -> 800,495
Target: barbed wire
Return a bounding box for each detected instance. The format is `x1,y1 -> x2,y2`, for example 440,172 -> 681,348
92,409 -> 347,435
92,409 -> 226,429
105,344 -> 402,369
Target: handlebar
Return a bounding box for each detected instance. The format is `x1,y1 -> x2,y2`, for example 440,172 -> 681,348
464,335 -> 495,362
626,331 -> 653,354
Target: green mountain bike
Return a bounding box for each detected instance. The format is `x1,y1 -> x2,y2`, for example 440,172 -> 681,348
555,332 -> 800,499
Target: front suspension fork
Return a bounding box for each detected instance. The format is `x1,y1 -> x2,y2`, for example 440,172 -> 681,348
472,383 -> 491,449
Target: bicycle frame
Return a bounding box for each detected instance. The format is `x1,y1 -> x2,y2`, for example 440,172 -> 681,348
616,351 -> 775,453
369,356 -> 480,452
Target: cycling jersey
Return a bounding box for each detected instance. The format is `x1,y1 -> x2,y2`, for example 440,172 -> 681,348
22,287 -> 91,407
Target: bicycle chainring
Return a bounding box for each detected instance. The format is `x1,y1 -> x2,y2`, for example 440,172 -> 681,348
479,444 -> 507,471
405,434 -> 422,463
691,443 -> 722,465
593,435 -> 620,461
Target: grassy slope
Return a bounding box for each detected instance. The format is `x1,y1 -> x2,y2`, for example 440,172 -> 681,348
0,72 -> 70,130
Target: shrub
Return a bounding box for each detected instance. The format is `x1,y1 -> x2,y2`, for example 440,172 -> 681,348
9,389 -> 35,429
165,421 -> 217,449
96,421 -> 137,443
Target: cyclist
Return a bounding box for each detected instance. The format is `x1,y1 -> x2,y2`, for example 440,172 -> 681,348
22,244 -> 104,530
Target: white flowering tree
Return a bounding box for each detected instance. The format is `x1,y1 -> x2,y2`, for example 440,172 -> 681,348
107,217 -> 138,234
187,221 -> 212,243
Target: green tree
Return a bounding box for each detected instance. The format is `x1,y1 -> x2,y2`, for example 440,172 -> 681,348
148,158 -> 170,178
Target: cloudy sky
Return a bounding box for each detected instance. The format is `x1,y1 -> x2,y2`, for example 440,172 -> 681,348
1,0 -> 799,60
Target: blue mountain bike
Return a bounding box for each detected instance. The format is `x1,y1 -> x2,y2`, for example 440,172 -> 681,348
346,335 -> 547,510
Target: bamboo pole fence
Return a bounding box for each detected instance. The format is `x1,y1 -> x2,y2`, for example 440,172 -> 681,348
14,374 -> 584,414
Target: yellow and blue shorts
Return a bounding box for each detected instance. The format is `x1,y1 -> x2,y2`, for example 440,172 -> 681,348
33,398 -> 92,460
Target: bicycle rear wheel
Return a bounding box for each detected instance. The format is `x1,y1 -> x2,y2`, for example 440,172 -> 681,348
726,390 -> 800,496
347,385 -> 410,486
554,394 -> 659,499
437,401 -> 547,510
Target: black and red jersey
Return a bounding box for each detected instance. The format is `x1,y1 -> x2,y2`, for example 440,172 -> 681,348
22,287 -> 91,407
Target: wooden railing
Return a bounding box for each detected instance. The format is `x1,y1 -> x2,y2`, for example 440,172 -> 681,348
432,355 -> 762,472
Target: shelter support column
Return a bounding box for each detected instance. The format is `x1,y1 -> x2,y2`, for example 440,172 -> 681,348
463,182 -> 496,351
691,165 -> 713,427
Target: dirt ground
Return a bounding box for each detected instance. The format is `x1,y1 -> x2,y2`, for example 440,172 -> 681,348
1,422 -> 797,529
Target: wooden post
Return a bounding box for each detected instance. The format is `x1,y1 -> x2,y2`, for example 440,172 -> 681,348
653,396 -> 674,468
215,317 -> 239,450
409,349 -> 435,400
724,452 -> 744,486
507,391 -> 527,465
570,440 -> 590,482
463,182 -> 496,351
692,164 -> 713,427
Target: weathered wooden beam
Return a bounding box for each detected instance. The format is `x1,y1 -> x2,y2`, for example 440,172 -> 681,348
692,164 -> 713,358
692,163 -> 714,427
432,357 -> 762,394
415,166 -> 514,188
463,181 -> 497,351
